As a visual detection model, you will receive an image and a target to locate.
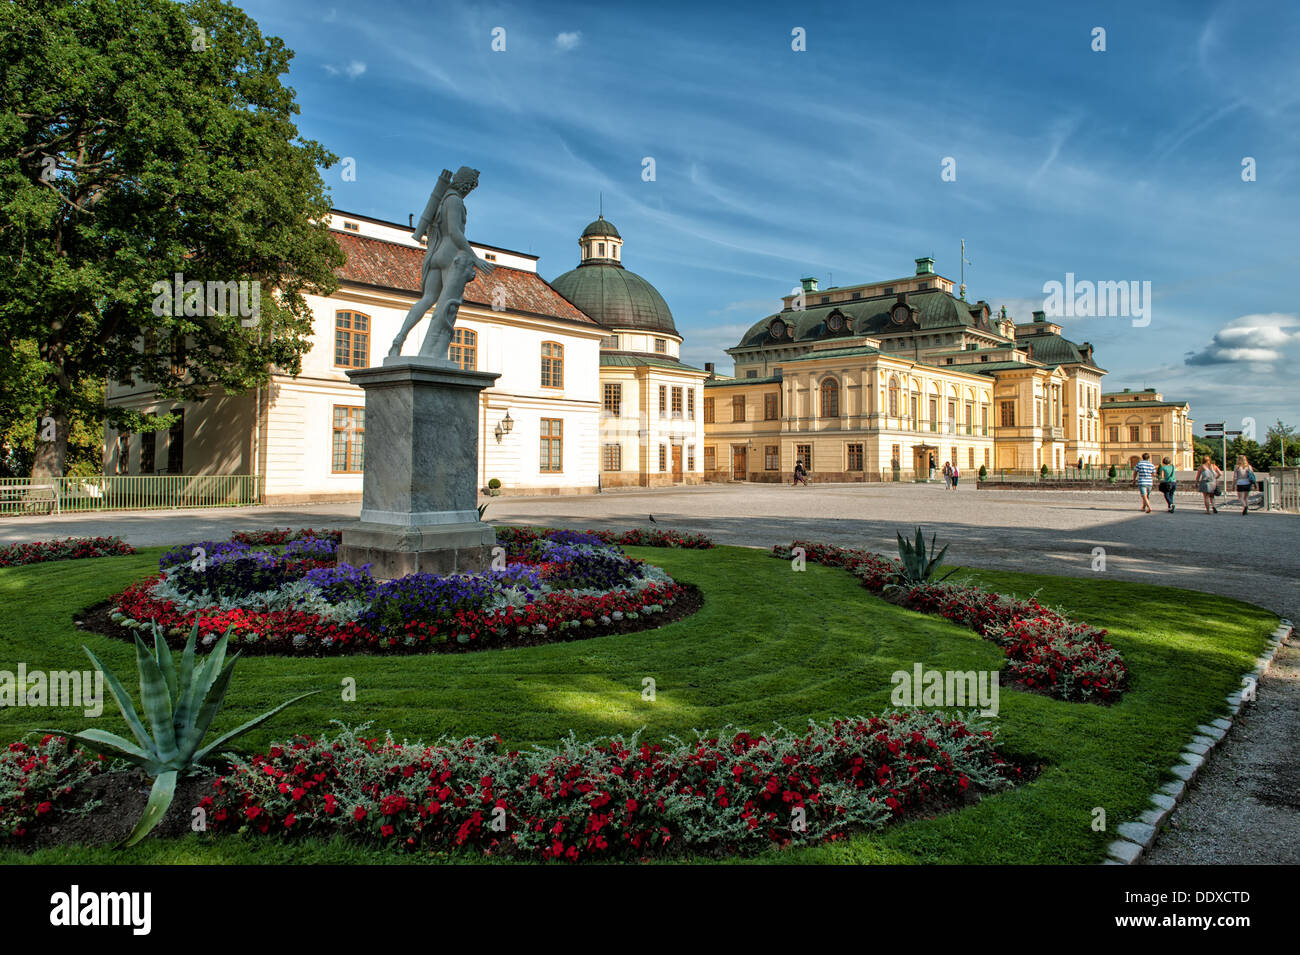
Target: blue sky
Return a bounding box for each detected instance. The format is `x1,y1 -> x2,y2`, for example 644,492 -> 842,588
242,0 -> 1300,433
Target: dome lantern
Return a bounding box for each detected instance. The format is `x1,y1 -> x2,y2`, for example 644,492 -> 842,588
580,216 -> 623,264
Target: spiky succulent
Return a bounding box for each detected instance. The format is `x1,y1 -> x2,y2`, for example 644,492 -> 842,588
895,527 -> 958,586
46,621 -> 317,847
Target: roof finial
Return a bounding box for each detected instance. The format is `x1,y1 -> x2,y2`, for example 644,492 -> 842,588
599,192 -> 602,219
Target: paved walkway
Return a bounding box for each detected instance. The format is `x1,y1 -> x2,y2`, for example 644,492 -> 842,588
6,482 -> 1297,862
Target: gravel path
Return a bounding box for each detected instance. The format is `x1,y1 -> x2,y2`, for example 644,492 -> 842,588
6,481 -> 1297,862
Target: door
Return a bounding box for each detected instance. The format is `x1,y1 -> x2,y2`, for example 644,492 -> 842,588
732,445 -> 747,481
671,445 -> 683,482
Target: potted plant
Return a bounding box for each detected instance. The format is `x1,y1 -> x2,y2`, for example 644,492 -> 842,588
487,478 -> 502,497
1040,464 -> 1050,481
978,464 -> 988,482
1107,464 -> 1118,485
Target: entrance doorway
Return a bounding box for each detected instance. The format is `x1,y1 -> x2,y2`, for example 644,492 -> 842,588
671,445 -> 683,483
912,444 -> 938,480
732,445 -> 747,481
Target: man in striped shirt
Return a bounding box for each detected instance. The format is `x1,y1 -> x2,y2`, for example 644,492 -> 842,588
1133,453 -> 1157,513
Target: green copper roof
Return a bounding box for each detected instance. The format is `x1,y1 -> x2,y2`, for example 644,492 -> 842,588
581,216 -> 621,239
734,288 -> 996,349
705,375 -> 782,387
551,262 -> 677,335
1015,331 -> 1106,371
600,354 -> 705,372
1100,400 -> 1188,408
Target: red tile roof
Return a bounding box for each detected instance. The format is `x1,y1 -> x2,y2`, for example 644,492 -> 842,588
332,230 -> 597,326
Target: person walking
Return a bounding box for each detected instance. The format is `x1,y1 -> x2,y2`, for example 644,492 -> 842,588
792,460 -> 809,487
950,461 -> 961,490
1132,452 -> 1156,513
1232,455 -> 1256,515
1195,454 -> 1221,514
941,460 -> 953,490
1156,456 -> 1177,512
928,453 -> 936,482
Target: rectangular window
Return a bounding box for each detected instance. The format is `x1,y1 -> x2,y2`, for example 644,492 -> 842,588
141,431 -> 157,474
654,338 -> 667,354
687,389 -> 695,418
764,393 -> 778,420
796,444 -> 811,470
449,328 -> 477,370
600,334 -> 618,348
334,311 -> 370,368
659,385 -> 667,417
984,448 -> 990,466
331,405 -> 365,473
847,443 -> 863,471
981,405 -> 989,434
167,410 -> 184,474
703,446 -> 715,471
1108,426 -> 1120,443
540,342 -> 564,388
603,382 -> 621,416
116,433 -> 130,475
658,444 -> 667,471
968,448 -> 975,470
732,395 -> 746,422
703,397 -> 715,424
1000,400 -> 1015,427
746,369 -> 757,378
540,417 -> 563,472
687,446 -> 695,471
1150,425 -> 1161,442
764,445 -> 779,470
1128,425 -> 1140,443
603,443 -> 621,471
671,387 -> 683,418
891,443 -> 902,468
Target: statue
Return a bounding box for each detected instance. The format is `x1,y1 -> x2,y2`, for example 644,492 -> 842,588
388,166 -> 496,361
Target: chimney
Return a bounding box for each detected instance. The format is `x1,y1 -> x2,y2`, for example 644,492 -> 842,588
914,256 -> 935,275
800,276 -> 819,293
704,361 -> 715,378
1032,310 -> 1046,324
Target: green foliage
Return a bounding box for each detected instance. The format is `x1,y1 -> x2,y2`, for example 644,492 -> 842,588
0,0 -> 345,477
894,527 -> 957,586
977,464 -> 987,480
1039,464 -> 1050,478
487,478 -> 502,490
44,620 -> 316,846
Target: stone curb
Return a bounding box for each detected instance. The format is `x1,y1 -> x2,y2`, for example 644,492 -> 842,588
1104,617 -> 1293,865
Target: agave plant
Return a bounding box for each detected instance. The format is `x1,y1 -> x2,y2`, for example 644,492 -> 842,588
895,527 -> 959,586
45,621 -> 317,847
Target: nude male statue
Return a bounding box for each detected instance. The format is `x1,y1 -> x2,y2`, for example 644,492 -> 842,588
388,166 -> 496,361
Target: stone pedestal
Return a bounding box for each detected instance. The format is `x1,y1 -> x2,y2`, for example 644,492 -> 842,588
338,358 -> 500,579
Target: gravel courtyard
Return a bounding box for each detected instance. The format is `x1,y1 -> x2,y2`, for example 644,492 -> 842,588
5,481 -> 1296,863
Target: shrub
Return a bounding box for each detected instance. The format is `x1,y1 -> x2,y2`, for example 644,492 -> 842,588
488,478 -> 502,490
894,527 -> 957,587
0,536 -> 133,568
202,711 -> 1018,860
0,736 -> 105,843
978,464 -> 988,481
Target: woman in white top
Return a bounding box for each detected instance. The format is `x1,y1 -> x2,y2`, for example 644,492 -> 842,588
1195,455 -> 1221,514
1232,455 -> 1256,516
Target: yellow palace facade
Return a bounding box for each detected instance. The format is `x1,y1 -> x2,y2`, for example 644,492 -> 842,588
703,257 -> 1185,481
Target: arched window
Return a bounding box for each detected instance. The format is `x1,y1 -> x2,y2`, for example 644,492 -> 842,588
541,341 -> 564,388
450,327 -> 477,370
820,377 -> 840,418
334,311 -> 370,368
887,376 -> 900,417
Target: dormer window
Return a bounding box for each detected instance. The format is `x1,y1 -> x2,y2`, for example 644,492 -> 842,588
483,252 -> 497,261
342,221 -> 359,232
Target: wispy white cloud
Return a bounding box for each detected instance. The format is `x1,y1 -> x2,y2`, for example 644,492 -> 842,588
555,31 -> 582,52
324,59 -> 367,79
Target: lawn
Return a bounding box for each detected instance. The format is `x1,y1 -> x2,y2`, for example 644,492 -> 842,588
0,543 -> 1277,865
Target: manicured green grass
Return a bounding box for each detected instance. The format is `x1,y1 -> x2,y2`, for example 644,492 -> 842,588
0,545 -> 1277,865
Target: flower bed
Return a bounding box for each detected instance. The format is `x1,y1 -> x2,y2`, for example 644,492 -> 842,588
0,536 -> 133,568
0,736 -> 105,843
199,711 -> 1020,861
98,529 -> 694,655
773,541 -> 1127,703
230,528 -> 342,547
495,525 -> 713,553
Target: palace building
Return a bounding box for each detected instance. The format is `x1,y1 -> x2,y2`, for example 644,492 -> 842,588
702,257 -> 1189,480
1099,388 -> 1195,470
103,211 -> 705,501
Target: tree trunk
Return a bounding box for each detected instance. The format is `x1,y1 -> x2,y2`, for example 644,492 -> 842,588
30,409 -> 69,482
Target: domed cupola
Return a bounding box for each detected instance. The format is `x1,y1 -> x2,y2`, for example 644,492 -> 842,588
551,216 -> 678,337
580,216 -> 623,264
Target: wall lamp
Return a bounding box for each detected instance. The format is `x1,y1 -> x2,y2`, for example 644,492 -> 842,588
494,410 -> 514,443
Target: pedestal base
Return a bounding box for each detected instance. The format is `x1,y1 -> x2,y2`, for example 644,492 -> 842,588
340,521 -> 497,580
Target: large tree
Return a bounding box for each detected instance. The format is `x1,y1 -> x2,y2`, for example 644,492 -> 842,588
0,0 -> 344,480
